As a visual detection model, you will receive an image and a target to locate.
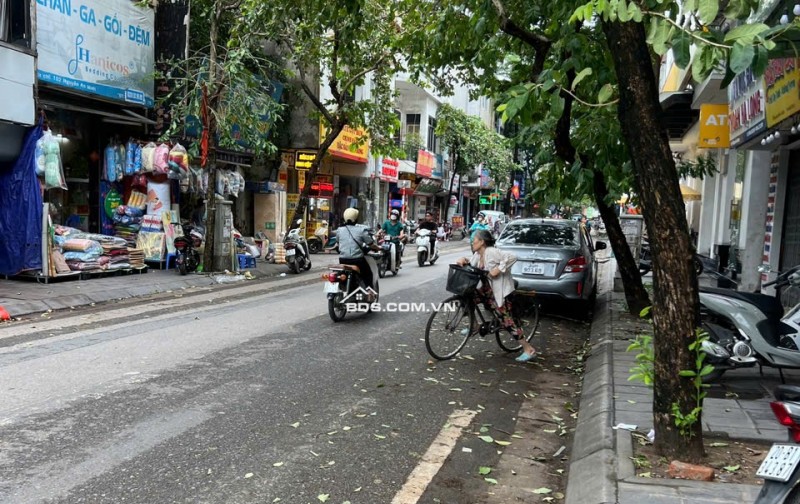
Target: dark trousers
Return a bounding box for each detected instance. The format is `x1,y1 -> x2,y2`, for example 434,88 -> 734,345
339,256 -> 374,291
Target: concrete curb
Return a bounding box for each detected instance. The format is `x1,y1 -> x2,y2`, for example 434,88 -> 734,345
566,289 -> 618,504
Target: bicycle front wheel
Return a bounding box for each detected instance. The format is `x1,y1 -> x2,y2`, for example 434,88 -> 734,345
496,297 -> 540,352
425,295 -> 474,360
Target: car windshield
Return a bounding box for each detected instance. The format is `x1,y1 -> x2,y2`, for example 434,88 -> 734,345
498,223 -> 577,246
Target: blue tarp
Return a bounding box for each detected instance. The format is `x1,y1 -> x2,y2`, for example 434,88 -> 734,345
0,124 -> 43,275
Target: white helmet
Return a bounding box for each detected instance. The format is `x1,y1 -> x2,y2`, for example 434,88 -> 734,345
343,208 -> 359,223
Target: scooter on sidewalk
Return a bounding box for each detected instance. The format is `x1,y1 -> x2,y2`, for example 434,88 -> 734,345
322,255 -> 379,322
699,265 -> 800,382
284,220 -> 312,274
415,228 -> 439,267
754,385 -> 800,503
173,225 -> 204,275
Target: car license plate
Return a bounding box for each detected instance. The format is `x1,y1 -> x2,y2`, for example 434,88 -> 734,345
756,444 -> 800,482
323,282 -> 340,294
522,262 -> 554,276
286,248 -> 296,256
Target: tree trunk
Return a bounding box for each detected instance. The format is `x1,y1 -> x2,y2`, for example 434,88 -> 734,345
592,167 -> 650,315
602,19 -> 703,460
201,7 -> 222,273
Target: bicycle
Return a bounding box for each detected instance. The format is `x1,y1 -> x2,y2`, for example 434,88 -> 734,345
425,264 -> 540,360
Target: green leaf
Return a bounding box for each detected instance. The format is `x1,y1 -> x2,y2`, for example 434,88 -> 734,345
571,68 -> 593,90
495,440 -> 512,446
551,93 -> 565,117
709,442 -> 729,447
724,23 -> 770,43
479,435 -> 494,443
697,0 -> 719,25
678,370 -> 697,377
479,466 -> 492,475
723,464 -> 741,472
617,1 -> 631,22
533,487 -> 553,494
752,45 -> 769,77
484,477 -> 498,485
317,495 -> 330,503
629,3 -> 643,22
639,306 -> 652,318
671,31 -> 692,69
598,83 -> 613,104
730,41 -> 755,75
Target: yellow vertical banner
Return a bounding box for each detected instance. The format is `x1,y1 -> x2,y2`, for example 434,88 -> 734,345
698,104 -> 730,148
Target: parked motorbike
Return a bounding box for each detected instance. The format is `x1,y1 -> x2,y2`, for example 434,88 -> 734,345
376,231 -> 401,278
307,223 -> 328,254
285,220 -> 312,274
322,255 -> 380,322
638,240 -> 707,277
699,265 -> 800,382
173,225 -> 204,275
415,228 -> 439,267
754,385 -> 800,503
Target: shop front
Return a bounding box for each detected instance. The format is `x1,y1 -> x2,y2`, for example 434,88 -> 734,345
321,124 -> 370,227
378,156 -> 399,223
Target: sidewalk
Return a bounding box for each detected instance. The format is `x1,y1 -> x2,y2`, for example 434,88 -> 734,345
0,239 -> 469,319
567,258 -> 796,504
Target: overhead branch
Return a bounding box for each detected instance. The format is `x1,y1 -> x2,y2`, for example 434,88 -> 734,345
298,65 -> 336,127
341,54 -> 389,97
490,0 -> 552,78
329,30 -> 342,104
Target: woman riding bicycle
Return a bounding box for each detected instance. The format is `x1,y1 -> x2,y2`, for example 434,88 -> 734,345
455,229 -> 537,362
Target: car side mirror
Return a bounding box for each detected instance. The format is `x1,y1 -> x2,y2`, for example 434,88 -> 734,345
595,241 -> 607,251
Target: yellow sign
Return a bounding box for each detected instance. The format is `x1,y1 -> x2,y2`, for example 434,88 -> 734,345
287,193 -> 300,227
766,58 -> 800,127
698,104 -> 730,148
295,150 -> 317,170
298,170 -> 306,191
320,123 -> 369,163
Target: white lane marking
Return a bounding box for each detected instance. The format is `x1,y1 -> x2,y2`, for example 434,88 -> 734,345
391,408 -> 478,504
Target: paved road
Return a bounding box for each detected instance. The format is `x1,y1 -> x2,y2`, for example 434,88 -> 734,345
0,250 -> 589,503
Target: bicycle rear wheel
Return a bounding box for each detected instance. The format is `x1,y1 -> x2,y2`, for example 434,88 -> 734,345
496,297 -> 540,352
425,295 -> 474,360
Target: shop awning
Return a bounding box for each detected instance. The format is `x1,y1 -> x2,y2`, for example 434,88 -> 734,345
413,178 -> 442,196
39,99 -> 157,126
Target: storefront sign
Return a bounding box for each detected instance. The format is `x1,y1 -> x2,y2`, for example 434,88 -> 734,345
295,150 -> 317,170
728,68 -> 766,147
413,178 -> 441,196
320,124 -> 369,163
698,104 -> 730,148
36,0 -> 155,106
480,168 -> 491,188
310,175 -> 334,197
286,193 -> 300,227
765,57 -> 800,127
380,157 -> 399,182
416,150 -> 435,178
298,170 -> 306,191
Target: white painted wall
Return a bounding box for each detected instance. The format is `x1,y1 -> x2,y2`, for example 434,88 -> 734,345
0,46 -> 35,125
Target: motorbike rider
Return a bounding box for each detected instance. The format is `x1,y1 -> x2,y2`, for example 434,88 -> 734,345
469,211 -> 490,242
418,211 -> 438,253
315,220 -> 330,248
382,209 -> 406,265
337,208 -> 381,293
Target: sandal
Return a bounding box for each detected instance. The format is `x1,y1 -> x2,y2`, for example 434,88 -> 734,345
515,351 -> 537,363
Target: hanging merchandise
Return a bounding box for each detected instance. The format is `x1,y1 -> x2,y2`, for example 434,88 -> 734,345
104,142 -> 117,181
115,143 -> 126,181
153,143 -> 170,174
125,139 -> 137,176
133,142 -> 142,173
34,131 -> 50,176
190,167 -> 203,193
216,170 -> 227,196
168,143 -> 190,179
42,132 -> 67,190
141,142 -> 156,172
229,169 -> 241,197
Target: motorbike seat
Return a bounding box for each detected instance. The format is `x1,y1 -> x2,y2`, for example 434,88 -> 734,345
700,287 -> 785,321
334,264 -> 360,274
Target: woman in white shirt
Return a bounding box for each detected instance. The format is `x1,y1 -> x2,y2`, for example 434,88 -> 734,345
456,229 -> 537,362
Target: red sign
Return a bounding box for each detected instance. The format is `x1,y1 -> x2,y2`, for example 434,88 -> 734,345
380,157 -> 399,182
416,150 -> 434,178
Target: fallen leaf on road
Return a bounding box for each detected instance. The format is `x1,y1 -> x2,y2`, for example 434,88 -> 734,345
543,429 -> 556,433
709,442 -> 729,447
495,440 -> 511,446
479,467 -> 492,475
244,473 -> 254,478
354,487 -> 362,492
479,435 -> 494,443
723,465 -> 741,472
343,426 -> 351,431
273,462 -> 284,467
484,477 -> 498,485
290,422 -> 300,428
317,494 -> 330,502
532,487 -> 552,494
374,434 -> 386,439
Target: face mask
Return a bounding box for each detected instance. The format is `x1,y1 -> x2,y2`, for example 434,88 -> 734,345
390,216 -> 397,221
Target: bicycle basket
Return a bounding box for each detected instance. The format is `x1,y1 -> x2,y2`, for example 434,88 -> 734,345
446,265 -> 482,296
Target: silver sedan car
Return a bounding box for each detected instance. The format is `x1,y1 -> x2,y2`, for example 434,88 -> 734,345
496,218 -> 607,311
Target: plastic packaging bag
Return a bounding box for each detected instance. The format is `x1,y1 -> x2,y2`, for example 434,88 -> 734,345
141,142 -> 156,172
168,143 -> 189,175
104,143 -> 117,181
154,143 -> 170,173
35,132 -> 49,176
42,132 -> 67,190
125,139 -> 137,176
114,144 -> 125,181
